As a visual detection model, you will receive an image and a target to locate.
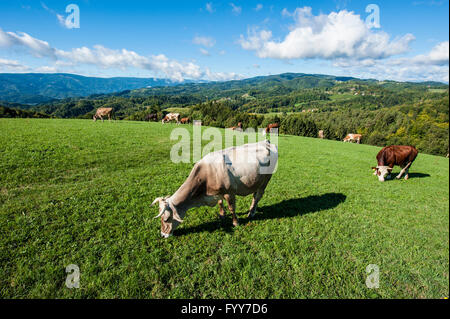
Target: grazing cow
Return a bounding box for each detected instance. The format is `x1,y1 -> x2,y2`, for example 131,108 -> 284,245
263,123 -> 279,135
146,113 -> 158,121
228,122 -> 243,131
180,117 -> 190,124
343,133 -> 362,144
372,145 -> 418,182
152,140 -> 278,238
162,113 -> 180,124
93,108 -> 113,122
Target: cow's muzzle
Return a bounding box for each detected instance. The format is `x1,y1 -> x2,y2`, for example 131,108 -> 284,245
161,232 -> 172,238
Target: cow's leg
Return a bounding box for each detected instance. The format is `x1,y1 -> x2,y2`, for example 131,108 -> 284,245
396,166 -> 405,179
100,115 -> 104,122
218,199 -> 226,220
396,162 -> 411,179
248,190 -> 264,218
224,194 -> 238,227
404,168 -> 410,180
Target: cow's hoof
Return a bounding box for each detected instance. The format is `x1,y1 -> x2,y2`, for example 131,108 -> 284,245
396,175 -> 401,180
404,175 -> 409,180
232,219 -> 239,227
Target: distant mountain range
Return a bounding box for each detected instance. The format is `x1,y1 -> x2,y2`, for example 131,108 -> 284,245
0,72 -> 447,105
0,73 -> 188,104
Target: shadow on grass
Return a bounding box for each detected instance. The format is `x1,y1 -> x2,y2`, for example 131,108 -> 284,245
382,172 -> 431,181
407,172 -> 430,179
175,192 -> 346,236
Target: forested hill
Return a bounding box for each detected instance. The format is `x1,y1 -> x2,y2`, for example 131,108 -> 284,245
0,73 -> 187,104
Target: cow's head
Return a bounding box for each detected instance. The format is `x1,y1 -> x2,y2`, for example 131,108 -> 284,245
151,196 -> 184,238
372,166 -> 392,182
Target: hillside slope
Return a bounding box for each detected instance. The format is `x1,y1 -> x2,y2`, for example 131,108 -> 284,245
0,118 -> 448,298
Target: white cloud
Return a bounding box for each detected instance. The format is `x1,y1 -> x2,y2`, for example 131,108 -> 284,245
34,65 -> 58,73
333,41 -> 449,83
239,7 -> 415,61
206,2 -> 214,13
193,36 -> 216,48
42,2 -> 72,29
0,29 -> 56,58
205,68 -> 242,81
199,48 -> 210,56
281,8 -> 291,17
411,41 -> 449,65
255,4 -> 263,11
0,58 -> 30,72
0,29 -> 239,82
230,3 -> 242,15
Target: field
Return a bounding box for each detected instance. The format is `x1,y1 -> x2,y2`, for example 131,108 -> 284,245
0,118 -> 448,298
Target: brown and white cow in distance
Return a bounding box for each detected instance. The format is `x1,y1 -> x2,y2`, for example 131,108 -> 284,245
228,122 -> 243,131
372,145 -> 418,181
263,123 -> 279,136
162,113 -> 180,124
343,133 -> 362,143
152,140 -> 278,238
93,108 -> 113,122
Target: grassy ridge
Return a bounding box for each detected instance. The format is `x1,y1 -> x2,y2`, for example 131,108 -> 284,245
0,119 -> 448,298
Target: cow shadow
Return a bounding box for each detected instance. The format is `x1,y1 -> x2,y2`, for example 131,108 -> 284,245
383,172 -> 431,181
407,172 -> 430,179
175,192 -> 346,237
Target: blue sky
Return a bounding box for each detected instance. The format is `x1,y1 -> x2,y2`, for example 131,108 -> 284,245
0,0 -> 448,82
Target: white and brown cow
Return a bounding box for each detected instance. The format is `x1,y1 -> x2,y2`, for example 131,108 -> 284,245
372,145 -> 418,181
343,133 -> 362,144
152,140 -> 278,238
93,108 -> 113,122
162,113 -> 180,124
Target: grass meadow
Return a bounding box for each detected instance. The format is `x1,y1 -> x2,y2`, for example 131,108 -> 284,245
0,118 -> 448,298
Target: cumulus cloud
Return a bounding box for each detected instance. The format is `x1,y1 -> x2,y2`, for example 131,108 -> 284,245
230,3 -> 242,15
255,4 -> 263,11
333,41 -> 449,83
0,29 -> 239,81
411,41 -> 449,65
193,36 -> 216,48
239,7 -> 415,61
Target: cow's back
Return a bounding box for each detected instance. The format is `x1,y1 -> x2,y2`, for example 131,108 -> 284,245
201,141 -> 277,196
377,145 -> 418,166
